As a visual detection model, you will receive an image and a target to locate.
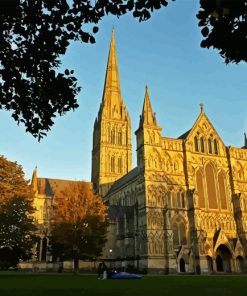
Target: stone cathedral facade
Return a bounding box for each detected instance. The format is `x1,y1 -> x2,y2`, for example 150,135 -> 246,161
32,30 -> 247,274
91,30 -> 247,274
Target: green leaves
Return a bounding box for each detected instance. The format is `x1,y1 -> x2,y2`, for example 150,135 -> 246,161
0,156 -> 33,203
0,155 -> 37,268
50,217 -> 108,261
0,0 -> 171,139
0,196 -> 37,268
198,0 -> 247,64
201,26 -> 209,37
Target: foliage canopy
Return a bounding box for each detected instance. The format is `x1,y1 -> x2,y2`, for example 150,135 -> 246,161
0,197 -> 37,268
0,0 -> 169,140
1,0 -> 246,139
50,182 -> 108,271
198,0 -> 247,64
0,155 -> 37,268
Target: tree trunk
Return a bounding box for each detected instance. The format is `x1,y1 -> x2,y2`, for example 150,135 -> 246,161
74,257 -> 79,274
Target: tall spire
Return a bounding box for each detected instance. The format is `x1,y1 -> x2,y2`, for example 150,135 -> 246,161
92,29 -> 132,196
31,166 -> 38,194
140,86 -> 157,126
102,28 -> 122,104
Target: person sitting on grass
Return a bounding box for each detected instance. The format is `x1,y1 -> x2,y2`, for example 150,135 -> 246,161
97,261 -> 107,279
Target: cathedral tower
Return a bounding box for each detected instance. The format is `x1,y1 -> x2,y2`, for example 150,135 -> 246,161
91,30 -> 132,196
135,86 -> 162,168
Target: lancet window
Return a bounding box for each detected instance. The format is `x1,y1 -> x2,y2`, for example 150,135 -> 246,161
110,129 -> 115,144
171,192 -> 186,209
205,163 -> 218,209
194,136 -> 199,152
208,138 -> 212,154
218,171 -> 227,210
196,169 -> 205,208
181,193 -> 185,208
195,162 -> 229,211
118,157 -> 122,173
172,219 -> 187,246
200,137 -> 205,153
214,139 -> 218,155
177,192 -> 181,208
110,156 -> 115,173
117,131 -> 122,145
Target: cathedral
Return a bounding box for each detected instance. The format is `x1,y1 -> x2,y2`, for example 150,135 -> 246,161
33,30 -> 247,274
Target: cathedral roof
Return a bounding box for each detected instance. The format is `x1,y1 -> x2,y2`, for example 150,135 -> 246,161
177,129 -> 191,139
107,167 -> 139,195
36,177 -> 91,197
176,104 -> 224,144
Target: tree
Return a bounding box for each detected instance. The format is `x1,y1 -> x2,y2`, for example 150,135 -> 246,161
0,0 -> 169,140
0,196 -> 37,269
0,155 -> 33,203
2,1 -> 245,139
198,0 -> 247,64
0,155 -> 37,268
50,182 -> 108,273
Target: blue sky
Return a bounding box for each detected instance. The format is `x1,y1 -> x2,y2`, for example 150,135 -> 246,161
1,0 -> 247,182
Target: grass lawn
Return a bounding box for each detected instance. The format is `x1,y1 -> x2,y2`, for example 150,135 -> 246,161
0,273 -> 247,296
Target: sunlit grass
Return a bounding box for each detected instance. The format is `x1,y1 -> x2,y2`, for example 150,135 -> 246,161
0,273 -> 246,296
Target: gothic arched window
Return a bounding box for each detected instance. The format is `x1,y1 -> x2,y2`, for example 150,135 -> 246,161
181,192 -> 185,208
214,139 -> 218,155
118,157 -> 122,173
196,169 -> 205,208
110,156 -> 115,173
200,137 -> 205,153
205,163 -> 218,209
194,136 -> 199,152
208,138 -> 212,154
172,192 -> 177,208
117,131 -> 122,145
218,171 -> 227,210
110,129 -> 115,144
180,223 -> 187,245
173,221 -> 187,246
177,192 -> 181,208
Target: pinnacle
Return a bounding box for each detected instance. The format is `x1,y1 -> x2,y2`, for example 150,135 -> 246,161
141,86 -> 156,126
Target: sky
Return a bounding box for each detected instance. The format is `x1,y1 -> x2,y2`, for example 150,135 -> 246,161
1,1 -> 247,182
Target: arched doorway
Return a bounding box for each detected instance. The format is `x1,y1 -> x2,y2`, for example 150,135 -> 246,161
216,255 -> 223,272
179,258 -> 186,272
236,256 -> 245,273
216,244 -> 232,273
